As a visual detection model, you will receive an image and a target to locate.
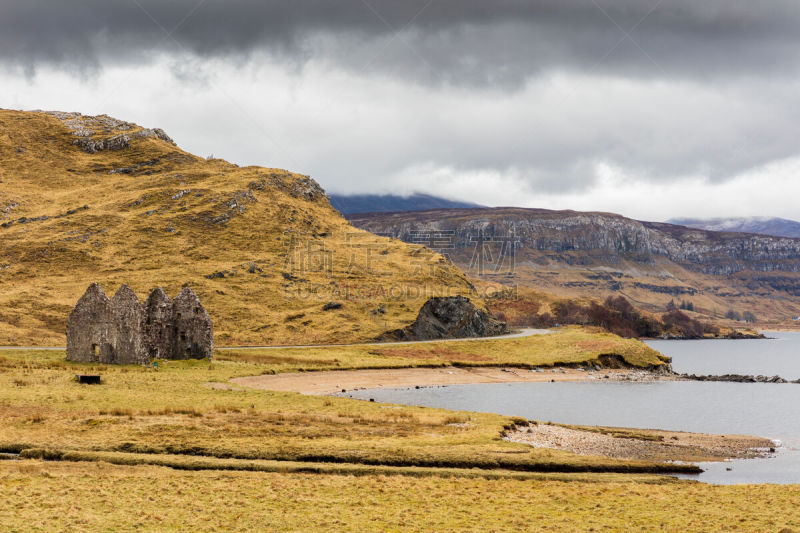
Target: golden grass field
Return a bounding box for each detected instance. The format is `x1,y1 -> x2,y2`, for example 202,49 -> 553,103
0,109 -> 475,346
1,327 -> 800,530
0,328 -> 675,474
3,109 -> 800,531
3,461 -> 800,532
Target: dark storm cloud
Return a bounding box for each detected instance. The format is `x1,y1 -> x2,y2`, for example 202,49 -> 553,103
3,0 -> 800,86
6,0 -> 800,204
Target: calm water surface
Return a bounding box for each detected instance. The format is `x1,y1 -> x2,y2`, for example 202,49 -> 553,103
648,331 -> 800,380
343,331 -> 800,484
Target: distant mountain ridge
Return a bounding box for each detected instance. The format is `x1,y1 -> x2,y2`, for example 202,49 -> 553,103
329,193 -> 484,214
348,207 -> 800,323
669,216 -> 800,239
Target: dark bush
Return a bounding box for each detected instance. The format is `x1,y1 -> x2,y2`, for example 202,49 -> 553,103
742,311 -> 757,323
491,294 -> 718,339
661,309 -> 704,338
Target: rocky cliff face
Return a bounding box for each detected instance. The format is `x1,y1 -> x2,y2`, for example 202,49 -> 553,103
349,208 -> 800,276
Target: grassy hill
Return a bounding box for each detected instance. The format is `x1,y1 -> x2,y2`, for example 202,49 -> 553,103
0,109 -> 475,346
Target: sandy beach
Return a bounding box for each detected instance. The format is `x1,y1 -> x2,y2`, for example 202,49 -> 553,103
230,365 -> 671,395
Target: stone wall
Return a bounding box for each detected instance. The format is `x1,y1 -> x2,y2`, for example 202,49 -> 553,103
66,284 -> 213,364
110,285 -> 148,365
144,287 -> 173,359
66,283 -> 121,363
171,288 -> 214,360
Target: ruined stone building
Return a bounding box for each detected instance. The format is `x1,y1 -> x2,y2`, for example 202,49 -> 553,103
66,284 -> 213,364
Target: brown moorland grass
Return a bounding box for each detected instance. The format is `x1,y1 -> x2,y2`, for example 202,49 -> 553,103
0,323 -> 796,530
2,460 -> 800,532
0,328 -> 684,475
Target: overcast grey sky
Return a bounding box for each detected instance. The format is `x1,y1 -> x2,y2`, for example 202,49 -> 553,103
3,0 -> 800,221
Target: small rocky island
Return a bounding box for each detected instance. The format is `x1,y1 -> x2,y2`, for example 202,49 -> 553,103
66,283 -> 213,364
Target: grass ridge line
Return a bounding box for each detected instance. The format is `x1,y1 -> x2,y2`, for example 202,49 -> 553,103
16,448 -> 680,483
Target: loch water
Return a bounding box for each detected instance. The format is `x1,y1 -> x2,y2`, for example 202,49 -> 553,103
342,331 -> 800,484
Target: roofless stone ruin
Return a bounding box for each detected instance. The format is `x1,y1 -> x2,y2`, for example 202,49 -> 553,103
66,283 -> 213,364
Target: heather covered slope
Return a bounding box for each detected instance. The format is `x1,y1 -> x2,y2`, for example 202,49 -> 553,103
0,109 -> 475,346
347,207 -> 800,325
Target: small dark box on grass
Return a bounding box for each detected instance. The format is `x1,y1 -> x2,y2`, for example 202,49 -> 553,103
76,374 -> 101,385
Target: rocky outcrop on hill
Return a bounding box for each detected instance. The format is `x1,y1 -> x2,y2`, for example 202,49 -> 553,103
44,111 -> 175,153
385,296 -> 507,341
72,128 -> 174,154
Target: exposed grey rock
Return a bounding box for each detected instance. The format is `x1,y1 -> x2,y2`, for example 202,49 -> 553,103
136,128 -> 174,144
205,270 -> 232,279
171,190 -> 191,200
262,174 -> 327,202
45,111 -> 133,133
66,284 -> 213,364
1,202 -> 19,219
203,189 -> 258,226
682,373 -> 790,383
73,133 -> 130,153
44,111 -> 175,154
16,215 -> 50,224
387,296 -> 507,341
55,205 -> 89,218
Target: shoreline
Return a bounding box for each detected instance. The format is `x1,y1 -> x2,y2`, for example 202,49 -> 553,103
231,366 -> 775,465
505,423 -> 776,464
230,365 -> 674,396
